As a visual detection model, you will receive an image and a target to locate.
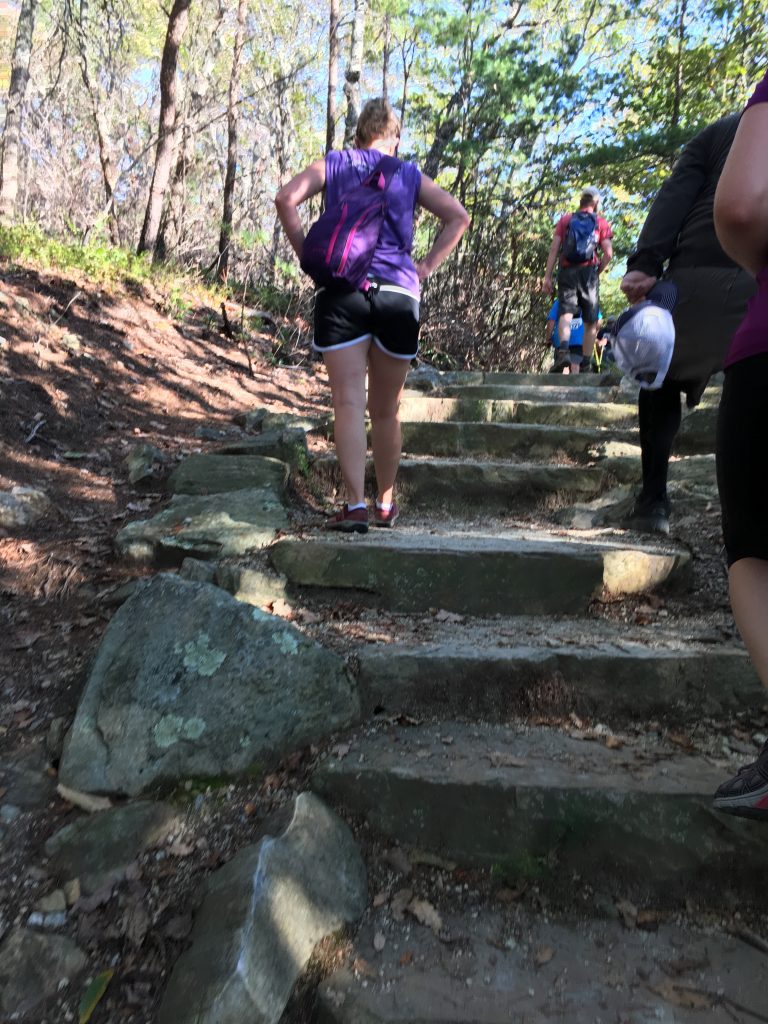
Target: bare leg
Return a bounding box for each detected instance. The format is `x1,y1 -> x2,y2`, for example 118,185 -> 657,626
729,558 -> 768,684
557,313 -> 574,374
367,344 -> 411,506
323,339 -> 371,506
581,320 -> 599,375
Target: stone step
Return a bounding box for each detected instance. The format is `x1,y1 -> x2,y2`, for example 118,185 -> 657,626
270,528 -> 691,615
406,367 -> 616,389
311,720 -> 763,896
398,393 -> 636,427
317,907 -> 768,1022
399,421 -> 638,460
440,383 -> 628,403
356,639 -> 761,721
310,456 -> 611,510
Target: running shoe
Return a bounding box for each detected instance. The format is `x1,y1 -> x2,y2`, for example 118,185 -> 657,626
325,504 -> 368,534
713,741 -> 768,820
623,498 -> 670,535
373,500 -> 399,528
549,348 -> 570,373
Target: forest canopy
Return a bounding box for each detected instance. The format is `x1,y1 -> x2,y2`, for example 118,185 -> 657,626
0,0 -> 765,369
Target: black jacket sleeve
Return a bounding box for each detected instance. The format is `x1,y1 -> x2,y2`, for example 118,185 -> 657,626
625,124 -> 714,278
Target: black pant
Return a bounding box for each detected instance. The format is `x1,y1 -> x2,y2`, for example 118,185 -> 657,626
637,382 -> 683,505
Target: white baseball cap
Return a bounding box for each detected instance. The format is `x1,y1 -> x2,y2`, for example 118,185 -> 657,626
581,185 -> 601,203
610,281 -> 677,390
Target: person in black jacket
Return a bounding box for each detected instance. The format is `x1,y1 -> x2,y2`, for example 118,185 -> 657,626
620,114 -> 755,534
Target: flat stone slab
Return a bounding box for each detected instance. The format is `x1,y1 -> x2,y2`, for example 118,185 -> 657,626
168,454 -> 288,495
398,393 -> 637,427
356,640 -> 762,720
58,574 -> 358,795
216,427 -> 310,470
115,488 -> 288,566
312,721 -> 763,892
400,421 -> 637,460
0,928 -> 87,1018
311,457 -> 610,510
45,801 -> 183,894
440,383 -> 624,403
318,908 -> 768,1023
406,368 -> 615,390
271,528 -> 691,615
158,792 -> 367,1024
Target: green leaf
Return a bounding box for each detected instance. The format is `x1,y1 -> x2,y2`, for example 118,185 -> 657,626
78,969 -> 114,1024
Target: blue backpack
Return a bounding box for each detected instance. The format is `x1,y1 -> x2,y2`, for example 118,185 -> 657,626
563,210 -> 598,264
300,156 -> 401,291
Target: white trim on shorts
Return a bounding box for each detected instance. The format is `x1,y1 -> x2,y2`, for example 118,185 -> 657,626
311,332 -> 372,353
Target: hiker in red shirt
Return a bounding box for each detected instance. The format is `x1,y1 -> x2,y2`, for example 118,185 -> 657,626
543,187 -> 613,374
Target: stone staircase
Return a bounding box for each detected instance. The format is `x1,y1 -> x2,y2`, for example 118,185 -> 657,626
276,368 -> 767,1022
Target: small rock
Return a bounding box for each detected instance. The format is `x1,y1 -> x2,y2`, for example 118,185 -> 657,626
63,879 -> 81,906
125,443 -> 165,486
0,487 -> 50,528
34,890 -> 67,914
0,804 -> 21,824
27,911 -> 68,929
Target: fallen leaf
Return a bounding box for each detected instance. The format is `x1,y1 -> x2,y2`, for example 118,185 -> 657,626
668,732 -> 695,752
123,901 -> 150,947
384,847 -> 412,876
390,888 -> 413,921
488,752 -> 527,768
637,909 -> 661,931
373,890 -> 389,908
399,949 -> 414,966
57,784 -> 112,813
373,931 -> 386,952
167,840 -> 195,858
616,899 -> 638,929
269,598 -> 293,619
534,945 -> 555,966
352,957 -> 377,979
78,969 -> 114,1023
496,886 -> 525,904
605,735 -> 624,750
434,609 -> 464,623
409,850 -> 457,871
407,897 -> 443,934
649,979 -> 714,1010
332,743 -> 351,760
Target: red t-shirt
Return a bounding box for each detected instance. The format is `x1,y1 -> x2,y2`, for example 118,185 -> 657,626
556,212 -> 613,267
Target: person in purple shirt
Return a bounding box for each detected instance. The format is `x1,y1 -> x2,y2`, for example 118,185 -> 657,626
275,98 -> 469,532
710,67 -> 768,818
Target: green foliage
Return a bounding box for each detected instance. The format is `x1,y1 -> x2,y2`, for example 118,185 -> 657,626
0,224 -> 152,284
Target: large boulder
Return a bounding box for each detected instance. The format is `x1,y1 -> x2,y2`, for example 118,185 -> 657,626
58,575 -> 359,795
158,792 -> 367,1024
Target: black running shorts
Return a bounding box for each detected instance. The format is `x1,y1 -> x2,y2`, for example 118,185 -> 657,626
716,353 -> 768,566
313,283 -> 420,361
557,264 -> 600,322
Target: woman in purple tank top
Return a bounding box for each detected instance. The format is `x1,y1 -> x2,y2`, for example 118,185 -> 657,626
710,67 -> 768,818
275,99 -> 469,532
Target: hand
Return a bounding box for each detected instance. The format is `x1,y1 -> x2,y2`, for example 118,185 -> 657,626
542,275 -> 554,295
620,270 -> 657,304
414,261 -> 431,282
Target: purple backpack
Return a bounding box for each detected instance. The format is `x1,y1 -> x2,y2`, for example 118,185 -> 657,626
300,155 -> 401,291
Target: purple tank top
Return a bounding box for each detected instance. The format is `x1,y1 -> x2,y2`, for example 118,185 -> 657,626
724,69 -> 768,368
324,149 -> 422,296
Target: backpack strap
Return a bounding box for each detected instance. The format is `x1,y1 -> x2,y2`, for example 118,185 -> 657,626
363,155 -> 401,192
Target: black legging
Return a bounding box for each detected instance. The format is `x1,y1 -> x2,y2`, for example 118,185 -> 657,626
637,381 -> 683,505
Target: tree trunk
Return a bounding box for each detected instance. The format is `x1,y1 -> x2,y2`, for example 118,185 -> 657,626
217,0 -> 247,281
381,12 -> 390,98
137,0 -> 192,258
0,0 -> 37,224
74,0 -> 120,244
670,0 -> 687,132
342,0 -> 366,149
325,0 -> 340,153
